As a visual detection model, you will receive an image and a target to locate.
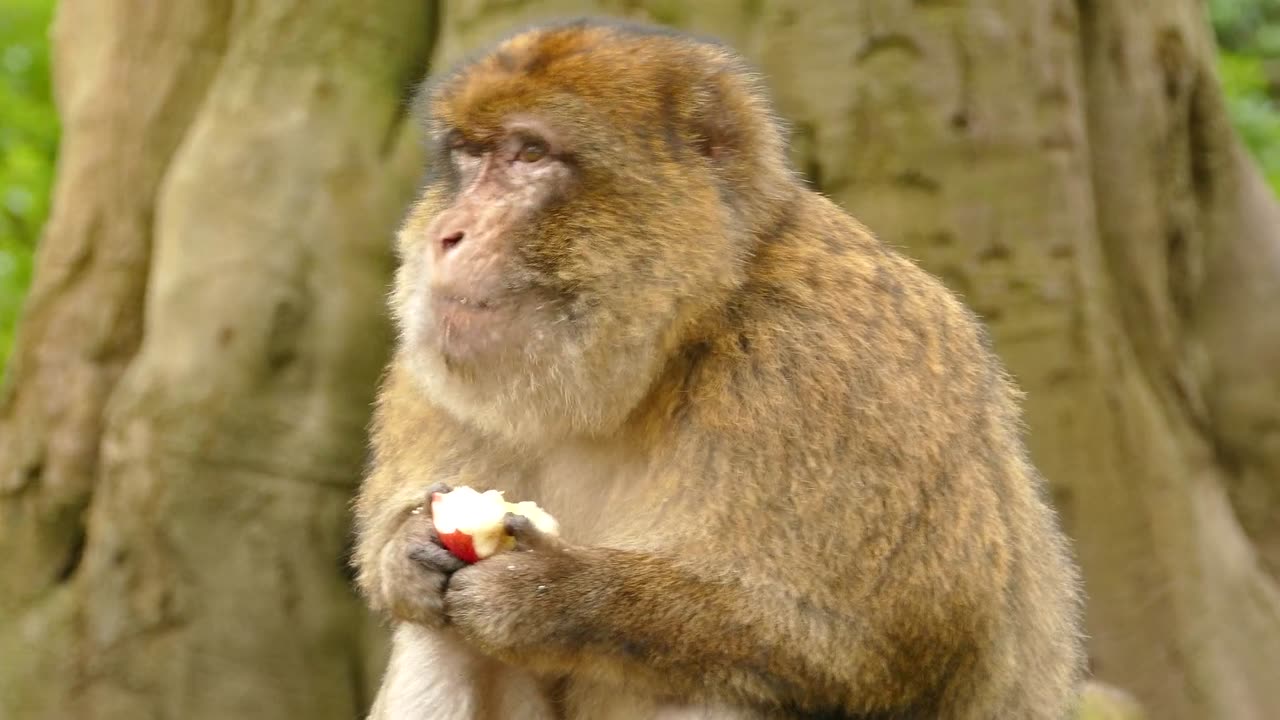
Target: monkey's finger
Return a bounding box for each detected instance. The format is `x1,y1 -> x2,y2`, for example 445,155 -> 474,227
408,538 -> 467,574
420,481 -> 454,512
504,513 -> 566,553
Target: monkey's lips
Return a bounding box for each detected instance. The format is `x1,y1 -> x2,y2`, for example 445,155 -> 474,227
428,294 -> 529,364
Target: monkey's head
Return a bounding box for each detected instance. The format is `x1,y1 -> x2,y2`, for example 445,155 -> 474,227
393,20 -> 795,444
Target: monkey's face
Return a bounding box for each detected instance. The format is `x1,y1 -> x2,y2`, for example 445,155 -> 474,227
404,117 -> 576,368
395,115 -> 729,444
392,25 -> 769,443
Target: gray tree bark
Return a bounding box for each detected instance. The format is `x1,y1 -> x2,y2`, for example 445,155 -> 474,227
0,2 -> 434,718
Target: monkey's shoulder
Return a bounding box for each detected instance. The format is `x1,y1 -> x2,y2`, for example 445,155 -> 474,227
729,202 -> 995,383
671,201 -> 1017,466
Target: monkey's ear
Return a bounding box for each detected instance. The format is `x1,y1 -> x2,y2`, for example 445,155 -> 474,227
691,75 -> 745,164
686,63 -> 794,218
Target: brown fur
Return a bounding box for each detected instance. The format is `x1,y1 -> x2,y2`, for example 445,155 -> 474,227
354,18 -> 1084,720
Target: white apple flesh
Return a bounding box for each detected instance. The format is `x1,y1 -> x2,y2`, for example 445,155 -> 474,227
430,486 -> 559,564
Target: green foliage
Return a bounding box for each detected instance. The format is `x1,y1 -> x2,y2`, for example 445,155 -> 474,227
1219,52 -> 1280,189
1211,0 -> 1280,53
1211,0 -> 1280,193
0,0 -> 55,364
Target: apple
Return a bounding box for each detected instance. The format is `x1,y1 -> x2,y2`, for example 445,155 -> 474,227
430,486 -> 560,564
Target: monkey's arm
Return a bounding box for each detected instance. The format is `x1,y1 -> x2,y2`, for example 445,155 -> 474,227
352,366 -> 505,620
353,465 -> 434,599
444,526 -> 863,713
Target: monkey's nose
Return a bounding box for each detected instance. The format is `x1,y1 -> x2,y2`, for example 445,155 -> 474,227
440,231 -> 465,254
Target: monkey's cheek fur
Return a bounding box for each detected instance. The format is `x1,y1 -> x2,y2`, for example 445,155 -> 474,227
431,487 -> 559,564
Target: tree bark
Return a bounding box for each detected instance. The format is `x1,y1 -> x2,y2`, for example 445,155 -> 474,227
0,2 -> 435,718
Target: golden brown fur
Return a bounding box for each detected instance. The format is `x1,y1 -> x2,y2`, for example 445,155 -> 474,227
354,18 -> 1084,720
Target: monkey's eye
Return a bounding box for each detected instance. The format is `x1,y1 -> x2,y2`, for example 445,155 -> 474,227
515,140 -> 548,163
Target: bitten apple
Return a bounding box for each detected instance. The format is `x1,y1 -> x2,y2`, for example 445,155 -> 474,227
430,486 -> 559,563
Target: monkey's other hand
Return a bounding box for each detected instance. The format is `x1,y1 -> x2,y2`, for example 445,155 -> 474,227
375,482 -> 465,627
444,513 -> 579,657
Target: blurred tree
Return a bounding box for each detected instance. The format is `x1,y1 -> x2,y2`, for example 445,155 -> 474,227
0,1 -> 431,718
2,2 -> 1279,720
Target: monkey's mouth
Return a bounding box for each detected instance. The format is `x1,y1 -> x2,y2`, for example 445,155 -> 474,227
428,293 -> 531,365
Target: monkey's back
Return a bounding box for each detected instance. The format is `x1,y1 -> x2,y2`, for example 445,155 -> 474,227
669,192 -> 1086,718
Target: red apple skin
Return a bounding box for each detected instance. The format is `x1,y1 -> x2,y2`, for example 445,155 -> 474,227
436,530 -> 480,564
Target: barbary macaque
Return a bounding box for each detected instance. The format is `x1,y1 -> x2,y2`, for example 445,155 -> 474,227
353,18 -> 1085,720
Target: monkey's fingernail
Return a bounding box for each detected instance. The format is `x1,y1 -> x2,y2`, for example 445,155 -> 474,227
507,565 -> 517,570
410,506 -> 423,515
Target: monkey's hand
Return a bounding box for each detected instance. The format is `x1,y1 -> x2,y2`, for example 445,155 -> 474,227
372,482 -> 466,628
443,513 -> 581,656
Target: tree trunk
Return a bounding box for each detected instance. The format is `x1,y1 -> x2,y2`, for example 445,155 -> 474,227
440,2 -> 1280,718
0,2 -> 435,718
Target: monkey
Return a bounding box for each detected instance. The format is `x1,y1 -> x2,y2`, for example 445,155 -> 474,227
352,17 -> 1085,720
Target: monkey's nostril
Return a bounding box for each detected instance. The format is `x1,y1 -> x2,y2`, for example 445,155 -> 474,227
440,231 -> 465,253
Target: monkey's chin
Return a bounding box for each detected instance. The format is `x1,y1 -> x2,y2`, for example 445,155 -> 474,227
426,296 -> 531,368
402,292 -> 664,445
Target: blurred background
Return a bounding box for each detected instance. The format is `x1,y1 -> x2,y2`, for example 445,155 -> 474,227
2,1 -> 1278,719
